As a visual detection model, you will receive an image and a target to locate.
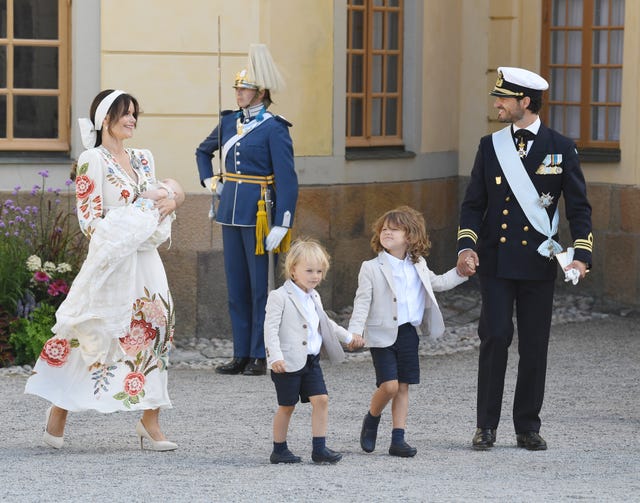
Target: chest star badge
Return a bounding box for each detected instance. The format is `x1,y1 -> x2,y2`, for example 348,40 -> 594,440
539,192 -> 554,208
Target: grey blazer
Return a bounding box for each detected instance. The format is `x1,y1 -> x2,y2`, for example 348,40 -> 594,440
264,280 -> 351,372
348,252 -> 467,347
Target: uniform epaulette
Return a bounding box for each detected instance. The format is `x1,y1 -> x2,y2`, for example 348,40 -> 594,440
274,115 -> 292,127
221,109 -> 234,116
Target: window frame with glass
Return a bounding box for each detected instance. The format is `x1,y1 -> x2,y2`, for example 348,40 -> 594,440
346,0 -> 404,148
0,0 -> 70,152
540,0 -> 624,153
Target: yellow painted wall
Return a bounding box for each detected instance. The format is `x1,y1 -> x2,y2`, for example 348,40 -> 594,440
421,0 -> 462,153
458,0 -> 490,176
100,0 -> 334,193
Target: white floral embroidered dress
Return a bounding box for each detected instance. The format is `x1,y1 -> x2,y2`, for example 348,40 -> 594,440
25,147 -> 174,412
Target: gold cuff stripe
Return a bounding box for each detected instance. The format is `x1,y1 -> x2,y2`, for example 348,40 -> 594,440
574,240 -> 593,251
457,229 -> 478,242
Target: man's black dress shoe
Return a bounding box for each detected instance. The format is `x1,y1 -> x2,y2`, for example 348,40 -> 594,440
270,448 -> 302,464
243,358 -> 266,376
389,441 -> 417,458
215,357 -> 249,375
311,447 -> 342,464
516,431 -> 547,451
360,414 -> 379,453
472,428 -> 497,450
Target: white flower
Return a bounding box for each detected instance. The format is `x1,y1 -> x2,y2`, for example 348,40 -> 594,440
26,255 -> 42,271
43,261 -> 57,273
56,262 -> 72,274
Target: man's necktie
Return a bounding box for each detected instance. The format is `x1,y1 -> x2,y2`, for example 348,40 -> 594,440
514,129 -> 536,158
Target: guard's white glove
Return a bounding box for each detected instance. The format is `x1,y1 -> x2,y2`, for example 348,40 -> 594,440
204,177 -> 224,196
265,226 -> 288,251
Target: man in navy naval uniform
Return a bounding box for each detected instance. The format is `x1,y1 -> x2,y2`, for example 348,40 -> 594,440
456,67 -> 593,450
196,45 -> 298,376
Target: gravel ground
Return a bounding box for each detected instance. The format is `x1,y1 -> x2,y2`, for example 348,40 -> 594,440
0,290 -> 638,502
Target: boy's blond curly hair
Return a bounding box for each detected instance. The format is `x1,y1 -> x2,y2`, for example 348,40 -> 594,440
370,206 -> 431,263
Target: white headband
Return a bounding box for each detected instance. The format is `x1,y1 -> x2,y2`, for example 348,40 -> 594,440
78,90 -> 126,150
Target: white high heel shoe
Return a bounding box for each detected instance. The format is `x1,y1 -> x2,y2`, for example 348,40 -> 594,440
135,420 -> 177,451
43,406 -> 64,449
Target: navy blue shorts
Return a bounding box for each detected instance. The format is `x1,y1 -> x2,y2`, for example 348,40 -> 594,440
370,323 -> 420,387
270,354 -> 328,406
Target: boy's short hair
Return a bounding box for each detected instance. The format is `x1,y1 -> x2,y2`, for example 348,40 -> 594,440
283,238 -> 331,280
370,206 -> 432,263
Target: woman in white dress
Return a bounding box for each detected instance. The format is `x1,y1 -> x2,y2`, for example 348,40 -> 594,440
25,90 -> 184,451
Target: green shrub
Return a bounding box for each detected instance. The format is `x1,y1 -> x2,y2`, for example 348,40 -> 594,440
9,303 -> 57,366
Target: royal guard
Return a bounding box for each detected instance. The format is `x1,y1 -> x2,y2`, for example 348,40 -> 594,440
196,44 -> 298,376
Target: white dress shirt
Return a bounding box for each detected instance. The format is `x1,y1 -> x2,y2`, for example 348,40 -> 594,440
384,251 -> 426,326
291,282 -> 322,356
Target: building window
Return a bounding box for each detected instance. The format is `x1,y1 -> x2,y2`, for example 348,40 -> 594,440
0,0 -> 70,151
541,0 -> 624,149
346,0 -> 403,147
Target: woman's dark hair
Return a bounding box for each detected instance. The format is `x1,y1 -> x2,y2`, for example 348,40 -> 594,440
71,90 -> 140,179
89,89 -> 140,147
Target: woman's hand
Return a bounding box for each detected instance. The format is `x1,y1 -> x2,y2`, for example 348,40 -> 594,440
154,197 -> 177,221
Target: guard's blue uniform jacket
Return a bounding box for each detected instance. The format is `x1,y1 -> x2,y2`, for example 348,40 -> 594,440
196,110 -> 298,229
195,109 -> 298,360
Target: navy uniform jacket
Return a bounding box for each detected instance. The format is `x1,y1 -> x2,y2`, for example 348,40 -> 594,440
458,123 -> 593,280
196,110 -> 298,228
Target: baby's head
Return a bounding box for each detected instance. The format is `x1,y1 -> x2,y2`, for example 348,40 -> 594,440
284,238 -> 331,289
371,206 -> 431,262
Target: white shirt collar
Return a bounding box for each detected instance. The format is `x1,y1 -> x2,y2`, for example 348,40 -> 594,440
513,116 -> 541,136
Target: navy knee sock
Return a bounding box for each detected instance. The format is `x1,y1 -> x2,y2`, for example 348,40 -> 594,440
273,441 -> 288,454
391,428 -> 405,445
312,436 -> 326,453
365,411 -> 381,429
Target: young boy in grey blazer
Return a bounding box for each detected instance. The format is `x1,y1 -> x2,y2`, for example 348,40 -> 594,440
264,239 -> 364,464
349,206 -> 467,457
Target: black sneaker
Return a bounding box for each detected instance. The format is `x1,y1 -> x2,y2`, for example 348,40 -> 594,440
270,448 -> 302,464
311,447 -> 342,464
388,441 -> 417,457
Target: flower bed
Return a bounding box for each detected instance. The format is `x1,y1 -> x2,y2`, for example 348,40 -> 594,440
0,170 -> 87,366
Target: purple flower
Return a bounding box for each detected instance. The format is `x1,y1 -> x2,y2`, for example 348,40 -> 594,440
47,187 -> 54,193
38,170 -> 49,178
4,199 -> 13,207
0,221 -> 5,228
65,179 -> 73,187
12,186 -> 21,194
30,185 -> 40,196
